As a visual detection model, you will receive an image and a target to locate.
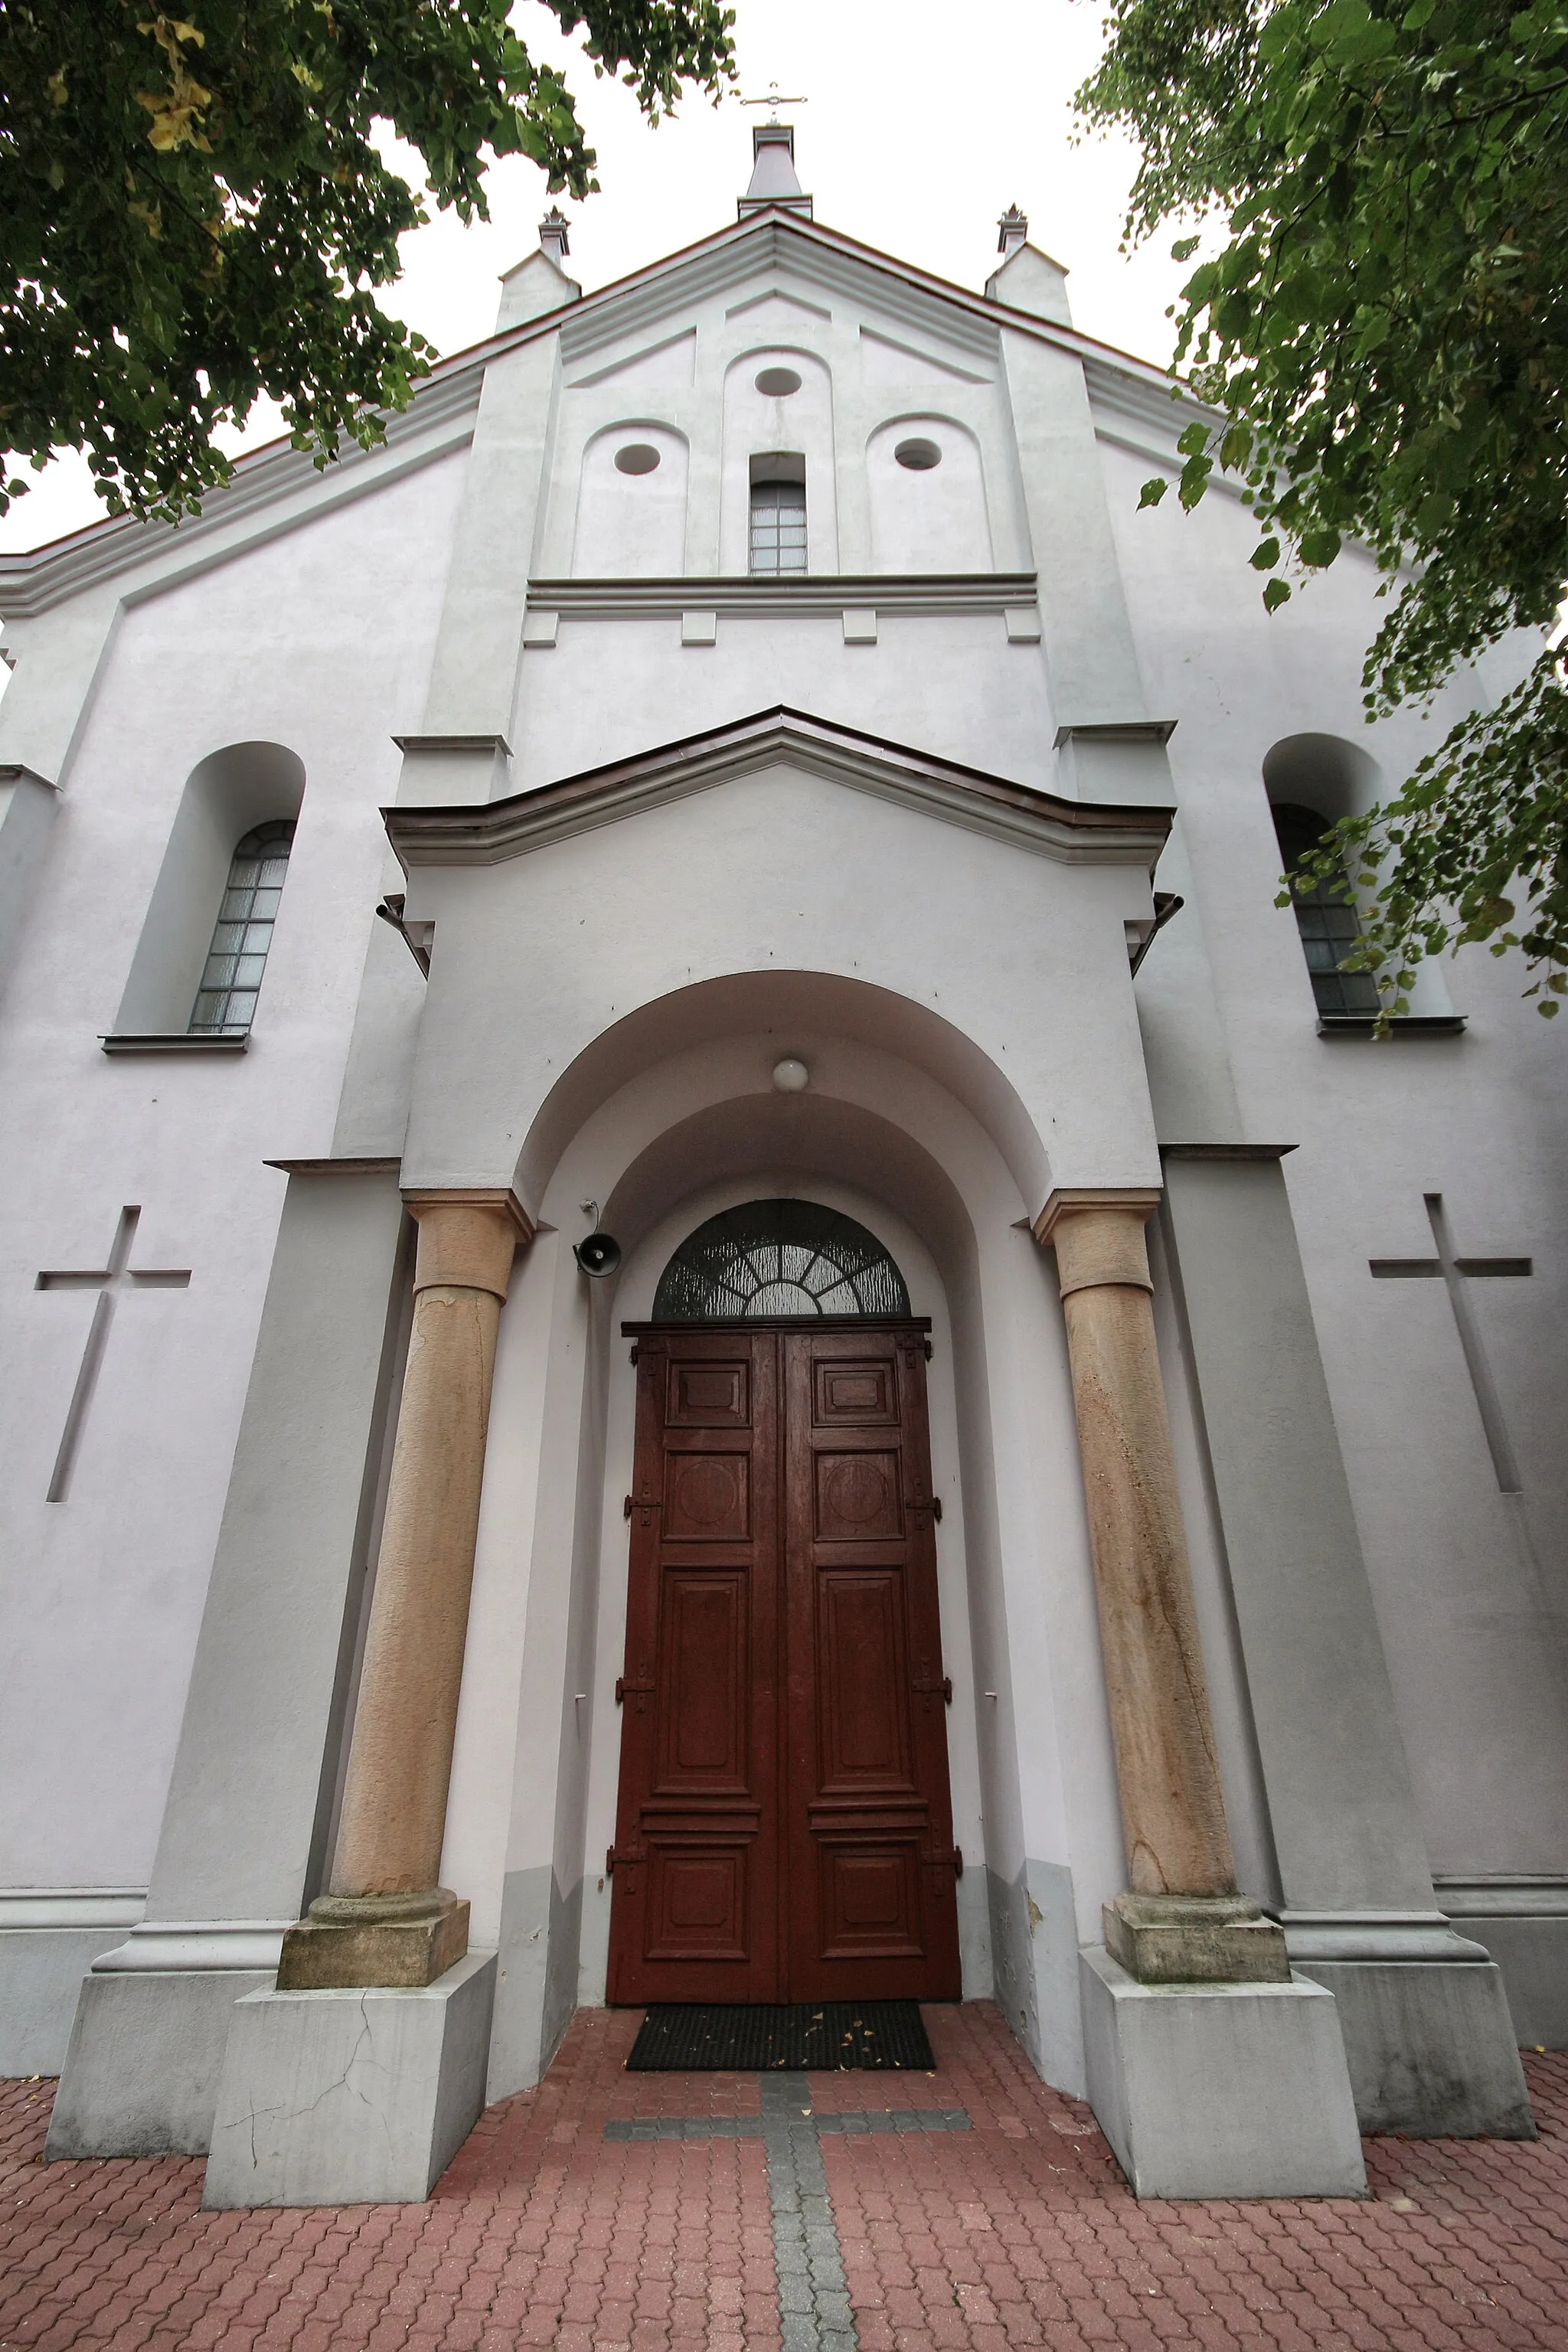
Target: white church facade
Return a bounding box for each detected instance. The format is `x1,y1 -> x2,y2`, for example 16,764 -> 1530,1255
1,126 -> 1564,2204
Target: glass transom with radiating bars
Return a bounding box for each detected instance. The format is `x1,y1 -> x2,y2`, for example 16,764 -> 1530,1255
652,1199 -> 910,1321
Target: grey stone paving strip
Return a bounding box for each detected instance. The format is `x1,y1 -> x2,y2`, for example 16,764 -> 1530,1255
605,2082 -> 973,2352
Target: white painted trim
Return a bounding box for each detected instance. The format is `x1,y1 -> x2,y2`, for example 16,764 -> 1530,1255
0,375 -> 481,619
528,572 -> 1037,620
386,710 -> 1172,872
1278,1909 -> 1497,1964
0,1890 -> 145,1932
90,1920 -> 291,1974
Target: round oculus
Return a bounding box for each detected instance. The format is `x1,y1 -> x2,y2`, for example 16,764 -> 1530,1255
755,366 -> 802,397
772,1057 -> 809,1093
893,436 -> 942,471
613,443 -> 662,475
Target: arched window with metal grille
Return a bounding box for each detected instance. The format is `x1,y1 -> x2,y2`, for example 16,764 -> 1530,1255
1272,801 -> 1380,1017
653,1199 -> 911,1321
188,819 -> 296,1034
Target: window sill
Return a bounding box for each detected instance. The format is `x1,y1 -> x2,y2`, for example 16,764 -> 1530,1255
1316,1014 -> 1467,1039
100,1033 -> 250,1055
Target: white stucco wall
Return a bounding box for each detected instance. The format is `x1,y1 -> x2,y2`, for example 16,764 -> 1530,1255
0,451 -> 465,1890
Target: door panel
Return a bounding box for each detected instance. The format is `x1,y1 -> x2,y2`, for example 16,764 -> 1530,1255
607,1332 -> 780,2002
608,1321 -> 959,2004
783,1327 -> 961,2000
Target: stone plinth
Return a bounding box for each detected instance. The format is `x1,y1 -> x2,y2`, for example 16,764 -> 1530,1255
276,1890 -> 469,1991
1105,1892 -> 1290,1984
203,1951 -> 496,2208
1080,1949 -> 1366,2200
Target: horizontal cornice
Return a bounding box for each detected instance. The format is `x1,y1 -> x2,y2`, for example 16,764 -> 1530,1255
527,572 -> 1039,620
385,704 -> 1171,872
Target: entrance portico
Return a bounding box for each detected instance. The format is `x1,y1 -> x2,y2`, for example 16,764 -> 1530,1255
49,708 -> 1529,2203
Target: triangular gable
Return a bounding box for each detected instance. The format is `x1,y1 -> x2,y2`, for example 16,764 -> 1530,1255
566,328 -> 697,390
860,328 -> 991,387
384,705 -> 1171,871
0,203 -> 1206,621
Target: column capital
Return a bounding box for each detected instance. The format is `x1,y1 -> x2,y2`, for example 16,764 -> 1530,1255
402,1187 -> 533,1302
1034,1188 -> 1161,1298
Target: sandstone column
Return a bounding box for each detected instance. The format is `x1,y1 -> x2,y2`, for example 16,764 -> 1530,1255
1037,1190 -> 1287,1982
279,1190 -> 530,1989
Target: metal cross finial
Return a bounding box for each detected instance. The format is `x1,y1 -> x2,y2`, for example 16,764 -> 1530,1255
740,80 -> 808,122
36,1204 -> 191,1501
1370,1193 -> 1532,1493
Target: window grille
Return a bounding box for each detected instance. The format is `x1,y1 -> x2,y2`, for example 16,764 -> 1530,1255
1272,802 -> 1379,1017
653,1199 -> 910,1321
750,478 -> 807,575
189,819 -> 296,1035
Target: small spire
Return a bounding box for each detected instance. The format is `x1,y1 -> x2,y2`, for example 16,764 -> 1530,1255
737,119 -> 813,220
539,207 -> 570,266
997,204 -> 1028,259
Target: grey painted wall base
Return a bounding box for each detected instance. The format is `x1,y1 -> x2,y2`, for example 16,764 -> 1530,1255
488,1867 -> 580,2103
204,1950 -> 496,2208
1294,1959 -> 1535,2138
0,1895 -> 145,2076
45,1969 -> 270,2157
1437,1881 -> 1568,2048
986,1860 -> 1086,2097
1080,1949 -> 1367,2200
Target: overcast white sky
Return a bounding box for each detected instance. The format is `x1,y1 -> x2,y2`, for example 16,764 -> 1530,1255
1,0 -> 1191,554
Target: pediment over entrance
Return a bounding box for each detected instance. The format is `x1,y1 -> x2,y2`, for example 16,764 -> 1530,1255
384,705 -> 1172,873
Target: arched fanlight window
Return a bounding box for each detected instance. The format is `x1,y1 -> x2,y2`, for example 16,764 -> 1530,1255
653,1199 -> 911,1321
188,819 -> 296,1035
1272,802 -> 1380,1017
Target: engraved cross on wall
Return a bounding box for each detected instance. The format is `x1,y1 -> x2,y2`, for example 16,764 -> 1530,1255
37,1206 -> 191,1501
1370,1193 -> 1531,1493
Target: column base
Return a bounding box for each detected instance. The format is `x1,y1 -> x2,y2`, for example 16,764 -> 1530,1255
1080,1949 -> 1366,2199
1104,1892 -> 1291,1984
1282,1910 -> 1535,2137
276,1888 -> 469,1990
203,1950 -> 496,2207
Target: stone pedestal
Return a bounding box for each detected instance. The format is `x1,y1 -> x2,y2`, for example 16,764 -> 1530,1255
1080,1949 -> 1367,2200
44,1920 -> 286,2158
203,1951 -> 496,2208
1283,1912 -> 1535,2136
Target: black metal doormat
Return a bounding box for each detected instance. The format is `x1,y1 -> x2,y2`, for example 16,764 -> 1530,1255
626,2001 -> 936,2072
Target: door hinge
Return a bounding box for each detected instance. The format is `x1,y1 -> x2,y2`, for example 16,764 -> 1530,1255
606,1843 -> 645,1881
913,1670 -> 952,1707
924,1338 -> 933,1361
629,1344 -> 639,1365
625,1491 -> 662,1525
953,1846 -> 964,1879
616,1675 -> 655,1705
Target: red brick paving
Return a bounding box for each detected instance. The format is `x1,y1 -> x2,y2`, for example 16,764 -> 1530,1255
2,2003 -> 1565,2351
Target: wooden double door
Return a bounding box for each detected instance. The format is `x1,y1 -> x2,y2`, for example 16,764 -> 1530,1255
606,1321 -> 961,2005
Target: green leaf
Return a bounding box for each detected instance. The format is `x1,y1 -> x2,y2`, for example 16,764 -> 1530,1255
1251,536 -> 1283,569
1263,578 -> 1293,612
1299,527 -> 1342,566
1178,452 -> 1214,509
1138,475 -> 1170,508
